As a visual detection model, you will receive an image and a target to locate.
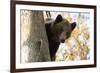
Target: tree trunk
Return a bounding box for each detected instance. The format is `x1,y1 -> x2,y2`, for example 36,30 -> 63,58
21,10 -> 51,63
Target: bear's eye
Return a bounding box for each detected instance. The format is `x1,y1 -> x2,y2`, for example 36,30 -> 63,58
58,28 -> 63,35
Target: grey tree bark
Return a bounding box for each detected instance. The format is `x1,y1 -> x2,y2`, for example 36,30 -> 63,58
21,10 -> 51,63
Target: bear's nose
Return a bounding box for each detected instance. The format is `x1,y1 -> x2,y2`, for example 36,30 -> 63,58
61,39 -> 65,43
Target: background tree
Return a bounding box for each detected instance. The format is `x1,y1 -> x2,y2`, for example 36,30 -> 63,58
21,10 -> 51,63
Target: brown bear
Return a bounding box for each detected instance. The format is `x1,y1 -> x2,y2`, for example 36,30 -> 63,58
45,14 -> 76,61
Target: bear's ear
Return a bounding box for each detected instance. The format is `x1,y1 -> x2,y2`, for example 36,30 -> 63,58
54,14 -> 63,24
71,22 -> 76,30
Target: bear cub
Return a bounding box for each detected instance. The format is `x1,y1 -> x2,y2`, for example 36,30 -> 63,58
45,14 -> 76,61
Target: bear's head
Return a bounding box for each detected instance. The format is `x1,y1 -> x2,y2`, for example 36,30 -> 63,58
51,14 -> 76,43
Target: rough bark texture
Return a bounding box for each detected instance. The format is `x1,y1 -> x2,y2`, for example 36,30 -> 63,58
21,10 -> 51,63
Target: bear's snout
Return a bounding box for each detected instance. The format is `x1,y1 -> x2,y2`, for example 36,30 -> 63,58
59,32 -> 67,43
61,39 -> 65,43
